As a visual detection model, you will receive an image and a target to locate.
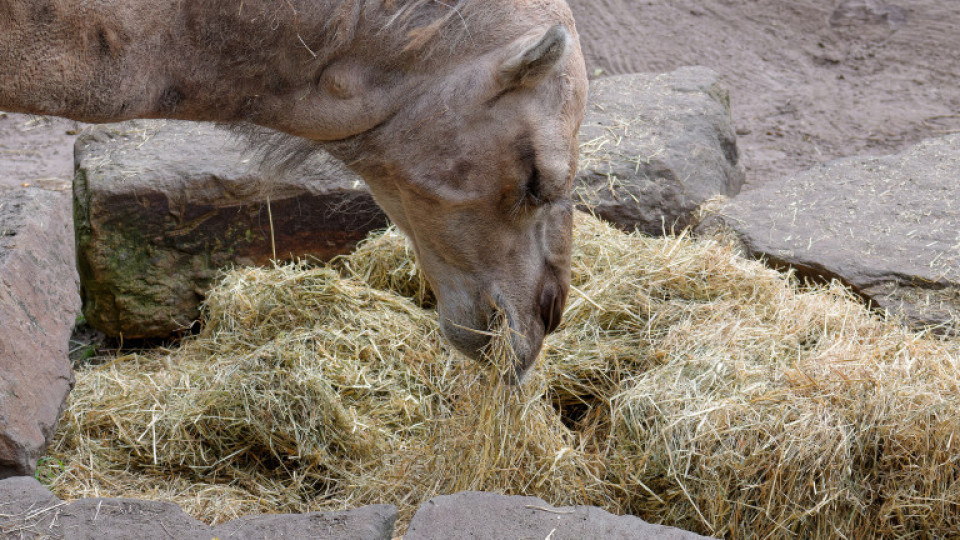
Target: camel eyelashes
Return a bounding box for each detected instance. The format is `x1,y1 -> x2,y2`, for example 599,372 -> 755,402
510,166 -> 543,217
513,133 -> 542,208
525,166 -> 543,205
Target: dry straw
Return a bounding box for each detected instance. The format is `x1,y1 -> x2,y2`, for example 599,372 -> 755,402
47,214 -> 960,537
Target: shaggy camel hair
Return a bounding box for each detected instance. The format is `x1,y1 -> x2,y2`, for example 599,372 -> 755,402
0,0 -> 589,380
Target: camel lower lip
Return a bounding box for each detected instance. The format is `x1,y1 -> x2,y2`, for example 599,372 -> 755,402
439,307 -> 543,382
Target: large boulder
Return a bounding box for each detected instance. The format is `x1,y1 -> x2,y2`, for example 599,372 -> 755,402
576,67 -> 744,234
0,476 -> 397,539
702,134 -> 960,330
405,492 -> 712,540
74,121 -> 387,338
0,186 -> 78,479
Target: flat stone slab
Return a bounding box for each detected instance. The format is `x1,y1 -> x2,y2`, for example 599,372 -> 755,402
74,120 -> 387,338
576,67 -> 744,235
405,492 -> 713,540
0,476 -> 397,540
703,134 -> 960,330
212,505 -> 396,540
0,113 -> 79,191
0,186 -> 78,479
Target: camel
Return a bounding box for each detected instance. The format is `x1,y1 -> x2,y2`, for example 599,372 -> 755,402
0,0 -> 588,380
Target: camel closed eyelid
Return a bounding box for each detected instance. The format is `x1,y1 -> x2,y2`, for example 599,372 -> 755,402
526,166 -> 543,204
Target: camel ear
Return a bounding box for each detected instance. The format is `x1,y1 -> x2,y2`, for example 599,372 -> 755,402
499,25 -> 570,89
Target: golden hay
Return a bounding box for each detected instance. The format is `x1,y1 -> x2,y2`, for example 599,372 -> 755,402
46,213 -> 960,537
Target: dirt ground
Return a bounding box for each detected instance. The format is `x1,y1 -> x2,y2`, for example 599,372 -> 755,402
569,0 -> 960,186
0,114 -> 79,190
1,0 -> 958,189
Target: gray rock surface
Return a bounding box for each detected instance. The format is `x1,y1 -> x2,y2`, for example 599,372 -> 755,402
405,492 -> 713,540
213,505 -> 397,540
0,476 -> 63,536
2,479 -> 717,539
703,134 -> 960,330
0,476 -> 397,540
576,67 -> 744,235
74,120 -> 387,338
55,499 -> 209,540
0,186 -> 78,479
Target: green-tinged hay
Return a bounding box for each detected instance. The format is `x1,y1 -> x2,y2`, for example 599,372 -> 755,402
47,214 -> 960,538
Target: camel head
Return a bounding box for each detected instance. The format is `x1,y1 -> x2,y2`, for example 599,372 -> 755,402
339,23 -> 588,381
0,0 -> 586,380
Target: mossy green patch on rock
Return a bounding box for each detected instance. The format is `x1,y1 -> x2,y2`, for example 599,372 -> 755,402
72,120 -> 386,338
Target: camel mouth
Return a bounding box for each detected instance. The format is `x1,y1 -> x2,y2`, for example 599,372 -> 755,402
439,300 -> 546,384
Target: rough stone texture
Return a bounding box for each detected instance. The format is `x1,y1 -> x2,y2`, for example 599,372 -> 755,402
576,67 -> 744,235
0,477 -> 397,540
0,186 -> 78,479
213,505 -> 397,540
0,114 -> 81,191
405,492 -> 713,540
74,120 -> 387,338
55,499 -> 209,540
702,134 -> 960,331
0,476 -> 63,537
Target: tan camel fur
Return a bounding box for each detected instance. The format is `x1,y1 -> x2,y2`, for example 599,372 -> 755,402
0,0 -> 588,379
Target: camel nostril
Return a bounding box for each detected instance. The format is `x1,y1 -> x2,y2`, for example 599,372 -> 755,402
540,287 -> 563,335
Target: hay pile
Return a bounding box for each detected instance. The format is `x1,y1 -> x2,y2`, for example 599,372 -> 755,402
47,214 -> 960,537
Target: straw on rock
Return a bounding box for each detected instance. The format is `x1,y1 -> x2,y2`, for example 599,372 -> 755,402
47,213 -> 960,537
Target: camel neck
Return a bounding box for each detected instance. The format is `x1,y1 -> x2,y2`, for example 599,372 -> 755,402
0,0 -> 420,136
0,1 -> 187,122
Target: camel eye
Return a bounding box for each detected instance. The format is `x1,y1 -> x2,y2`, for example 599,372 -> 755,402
510,166 -> 543,217
524,166 -> 543,206
512,134 -> 543,213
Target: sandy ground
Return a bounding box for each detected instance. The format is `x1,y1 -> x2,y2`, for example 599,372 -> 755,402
0,113 -> 83,190
0,114 -> 80,190
569,0 -> 960,186
1,0 -> 958,189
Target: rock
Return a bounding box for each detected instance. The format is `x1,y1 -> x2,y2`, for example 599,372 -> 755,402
0,476 -> 63,536
0,477 -> 398,540
74,120 -> 387,338
54,499 -> 209,540
702,134 -> 960,331
0,114 -> 79,191
829,1 -> 907,29
0,186 -> 79,479
576,67 -> 744,235
213,505 -> 397,540
55,501 -> 397,539
405,492 -> 713,540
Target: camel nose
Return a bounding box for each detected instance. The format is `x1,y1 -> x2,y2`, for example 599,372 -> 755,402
539,283 -> 565,335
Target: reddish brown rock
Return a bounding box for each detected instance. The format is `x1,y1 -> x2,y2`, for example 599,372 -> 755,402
74,120 -> 387,338
0,186 -> 79,479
